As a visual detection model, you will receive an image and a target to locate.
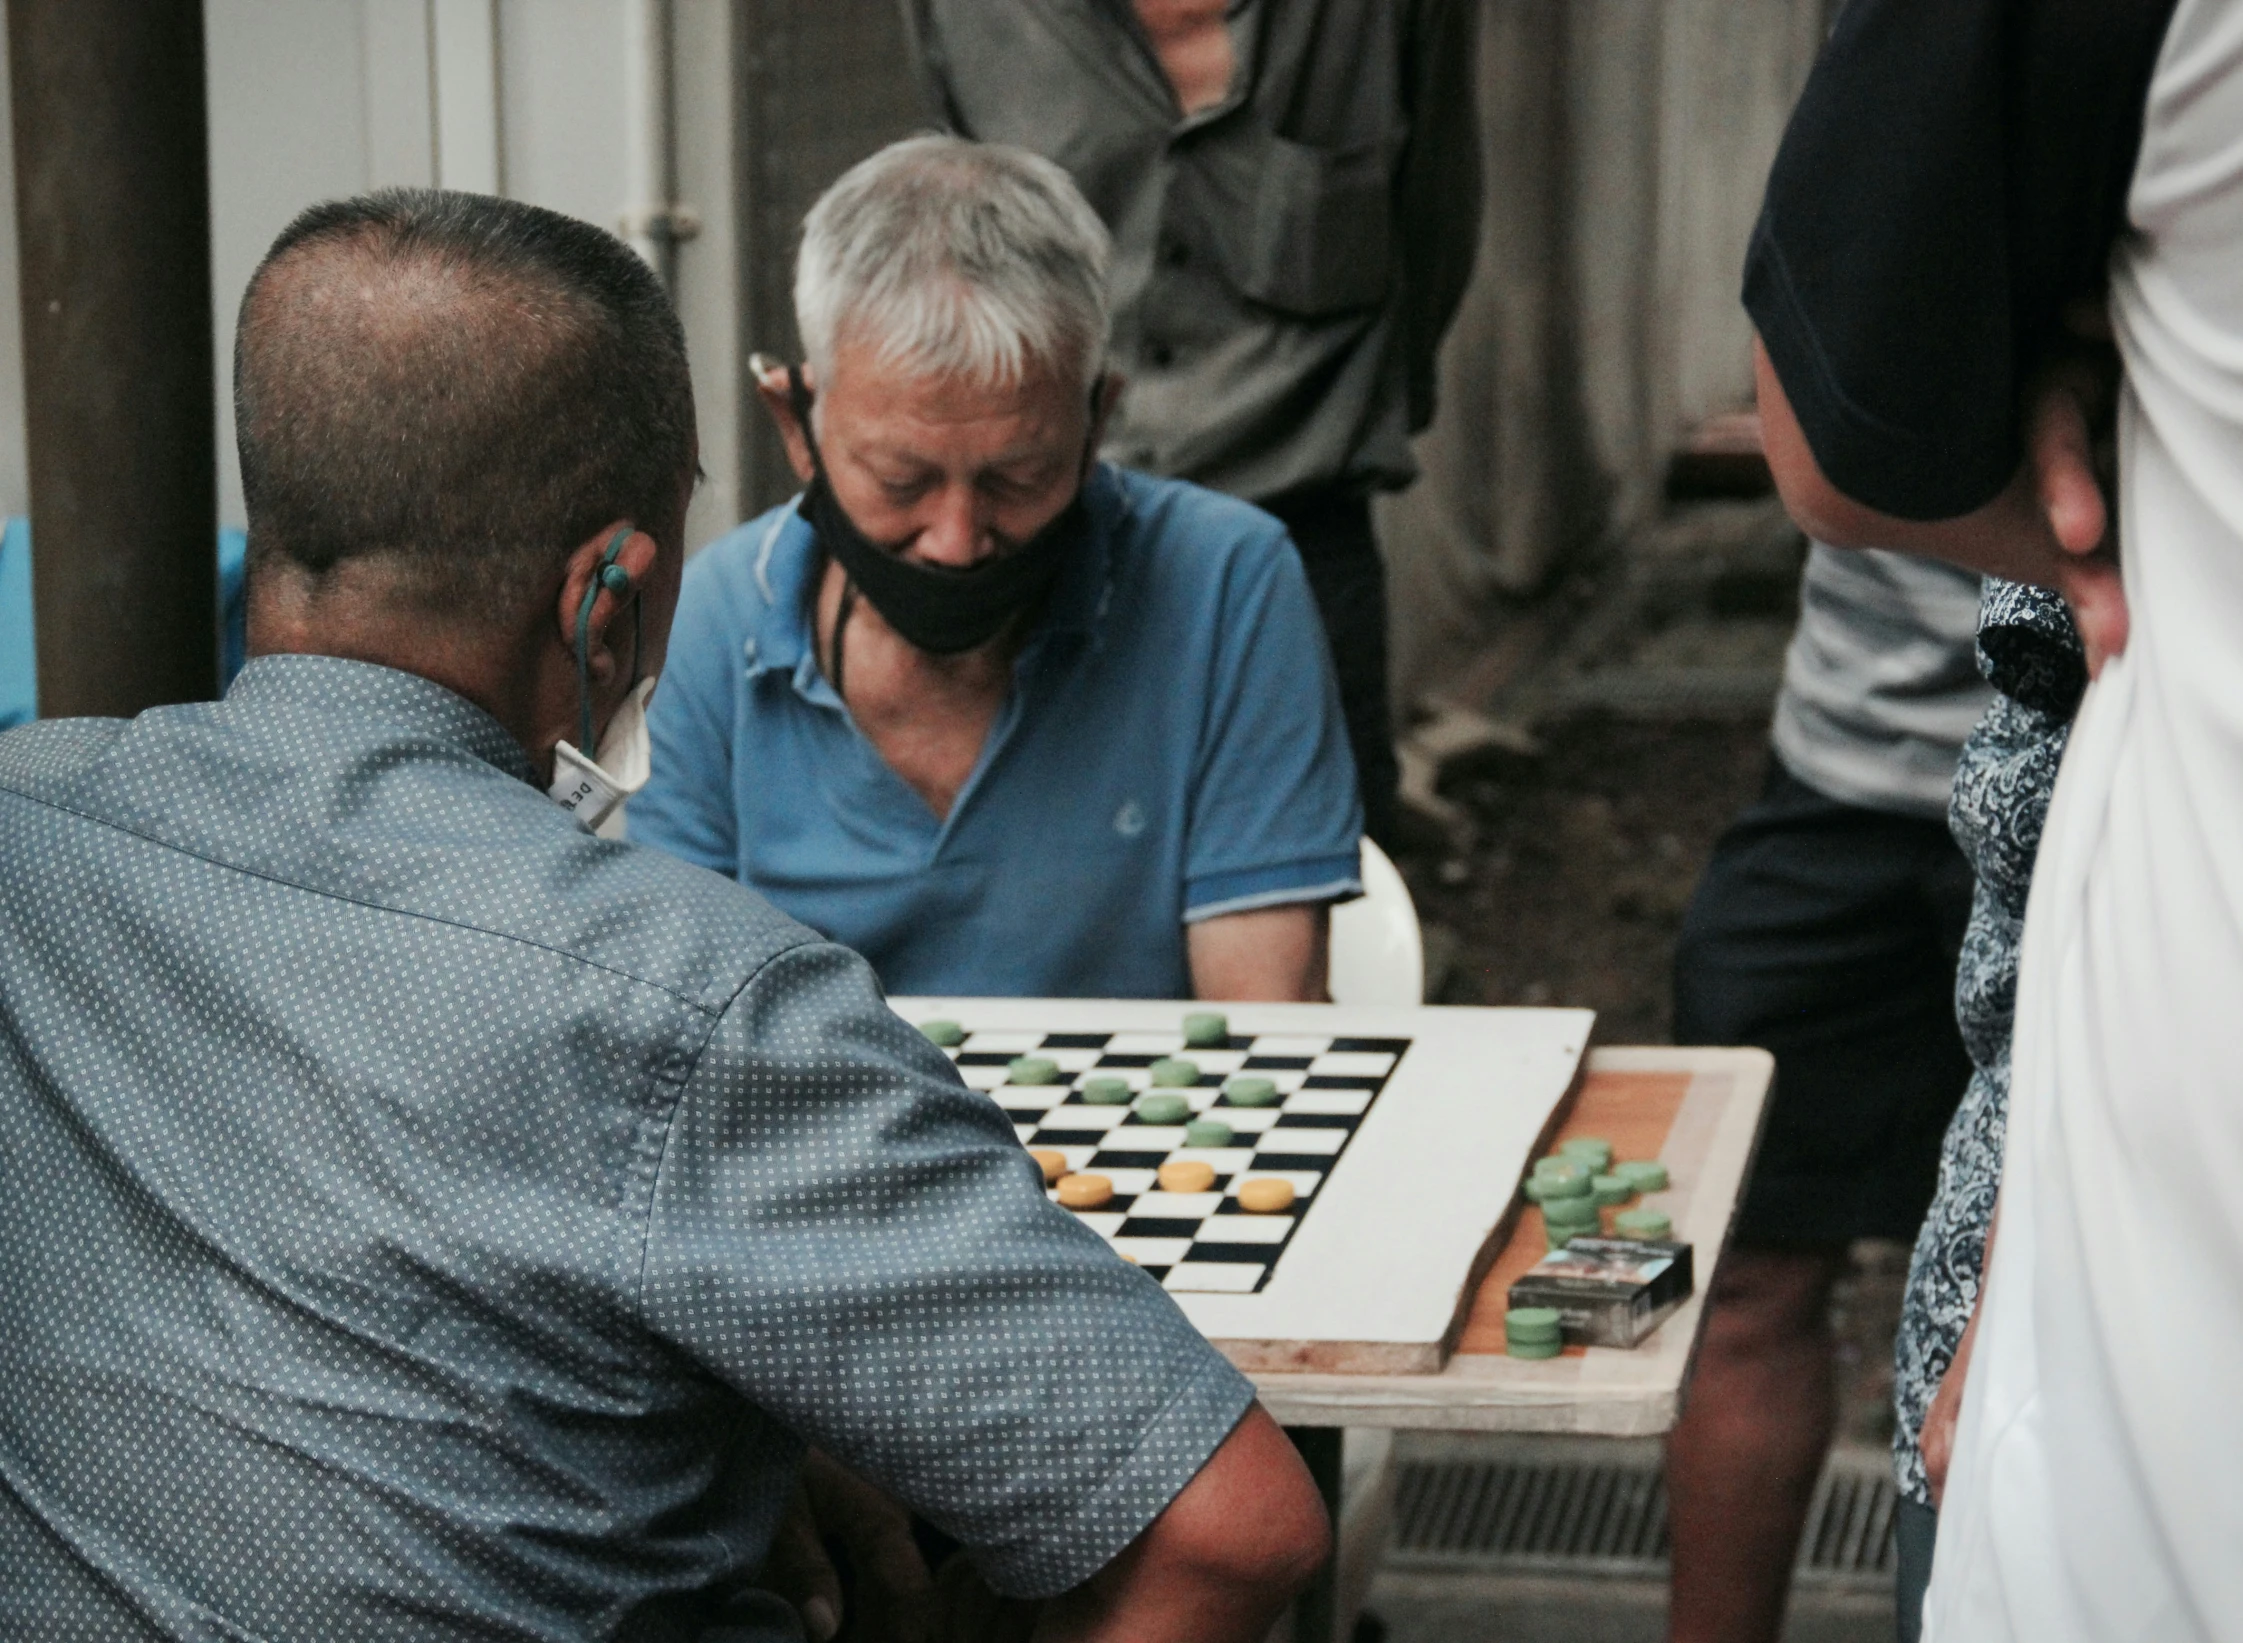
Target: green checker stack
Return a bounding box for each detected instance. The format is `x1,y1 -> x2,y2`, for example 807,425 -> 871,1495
1542,1192 -> 1602,1250
1615,1207 -> 1672,1240
1505,1306 -> 1564,1360
1558,1136 -> 1614,1174
1524,1159 -> 1591,1203
1591,1174 -> 1634,1208
1614,1159 -> 1669,1193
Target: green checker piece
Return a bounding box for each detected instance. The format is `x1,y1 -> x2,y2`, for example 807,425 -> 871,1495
1134,1093 -> 1192,1126
1615,1159 -> 1670,1193
1183,1117 -> 1235,1148
1079,1075 -> 1133,1106
918,1019 -> 965,1048
1591,1174 -> 1634,1208
1614,1208 -> 1673,1240
1559,1136 -> 1614,1172
1148,1057 -> 1202,1088
1525,1161 -> 1591,1201
1182,1011 -> 1230,1048
1007,1056 -> 1061,1086
1505,1306 -> 1562,1342
1542,1193 -> 1601,1229
1223,1075 -> 1281,1108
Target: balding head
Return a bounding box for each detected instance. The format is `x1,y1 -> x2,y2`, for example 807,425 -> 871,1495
236,190 -> 695,618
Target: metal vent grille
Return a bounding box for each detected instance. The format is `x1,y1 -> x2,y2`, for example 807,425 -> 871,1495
1390,1454 -> 1896,1586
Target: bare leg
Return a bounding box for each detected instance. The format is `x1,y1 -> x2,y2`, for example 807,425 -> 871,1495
1665,1243 -> 1846,1643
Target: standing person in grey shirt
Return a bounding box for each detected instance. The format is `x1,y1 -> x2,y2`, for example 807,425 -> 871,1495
900,0 -> 1482,846
1661,544 -> 1988,1643
0,187 -> 1328,1643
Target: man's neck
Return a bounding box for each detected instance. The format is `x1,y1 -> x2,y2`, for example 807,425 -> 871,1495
248,567 -> 556,778
1131,0 -> 1235,116
812,557 -> 1015,822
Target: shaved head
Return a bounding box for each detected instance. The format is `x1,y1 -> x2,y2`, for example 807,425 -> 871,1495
236,190 -> 695,617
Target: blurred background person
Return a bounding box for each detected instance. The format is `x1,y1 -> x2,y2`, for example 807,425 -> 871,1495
1662,543 -> 1986,1643
900,0 -> 1482,849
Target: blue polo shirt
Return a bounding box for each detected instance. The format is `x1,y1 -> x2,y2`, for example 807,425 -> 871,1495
632,464 -> 1362,998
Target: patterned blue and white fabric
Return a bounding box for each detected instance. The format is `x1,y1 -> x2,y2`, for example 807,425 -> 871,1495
0,654 -> 1253,1641
1890,579 -> 2084,1506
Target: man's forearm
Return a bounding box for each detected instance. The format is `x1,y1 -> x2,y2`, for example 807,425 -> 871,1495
1186,904 -> 1330,1002
1756,339 -> 2070,586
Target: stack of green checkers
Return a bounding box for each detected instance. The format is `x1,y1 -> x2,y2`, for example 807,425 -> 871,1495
1505,1306 -> 1563,1360
1521,1141 -> 1673,1249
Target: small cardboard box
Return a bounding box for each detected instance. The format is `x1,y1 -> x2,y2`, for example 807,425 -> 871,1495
1506,1237 -> 1695,1349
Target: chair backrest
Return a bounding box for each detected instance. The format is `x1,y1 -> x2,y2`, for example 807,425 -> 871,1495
1329,837 -> 1425,1007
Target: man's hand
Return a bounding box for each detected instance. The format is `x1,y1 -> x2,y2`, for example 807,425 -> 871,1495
2028,348 -> 2128,675
760,1450 -> 937,1642
1758,330 -> 2128,672
1920,1302 -> 1980,1508
1922,1207 -> 1999,1508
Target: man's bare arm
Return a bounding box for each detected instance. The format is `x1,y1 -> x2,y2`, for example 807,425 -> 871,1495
1758,335 -> 2128,672
1032,1404 -> 1331,1643
1186,904 -> 1330,1002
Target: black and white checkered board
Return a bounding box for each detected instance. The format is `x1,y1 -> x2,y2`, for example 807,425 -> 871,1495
943,1027 -> 1410,1294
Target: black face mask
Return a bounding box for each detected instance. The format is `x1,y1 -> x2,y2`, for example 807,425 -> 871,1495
789,366 -> 1091,656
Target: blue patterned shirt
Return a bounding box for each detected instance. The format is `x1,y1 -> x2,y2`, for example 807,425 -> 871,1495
1890,581 -> 2085,1505
0,655 -> 1253,1640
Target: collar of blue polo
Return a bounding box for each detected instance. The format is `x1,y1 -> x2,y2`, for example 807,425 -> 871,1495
739,463 -> 1124,684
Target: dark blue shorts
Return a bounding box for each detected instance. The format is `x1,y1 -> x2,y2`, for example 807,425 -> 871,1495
1674,761 -> 1974,1245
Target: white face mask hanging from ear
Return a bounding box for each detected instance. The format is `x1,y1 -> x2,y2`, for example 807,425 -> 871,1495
548,675 -> 655,838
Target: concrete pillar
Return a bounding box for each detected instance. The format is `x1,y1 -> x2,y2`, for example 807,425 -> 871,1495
10,0 -> 217,717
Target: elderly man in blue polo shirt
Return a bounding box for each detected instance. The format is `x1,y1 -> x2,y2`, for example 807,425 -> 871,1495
631,136 -> 1363,1001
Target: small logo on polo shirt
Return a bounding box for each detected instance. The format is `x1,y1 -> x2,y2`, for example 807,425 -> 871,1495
1114,800 -> 1147,838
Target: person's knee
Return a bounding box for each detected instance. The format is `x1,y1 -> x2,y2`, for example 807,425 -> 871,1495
1702,1245 -> 1846,1352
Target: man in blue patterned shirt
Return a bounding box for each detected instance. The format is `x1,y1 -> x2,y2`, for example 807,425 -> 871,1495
0,189 -> 1325,1641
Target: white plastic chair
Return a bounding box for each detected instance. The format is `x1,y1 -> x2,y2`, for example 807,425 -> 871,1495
1328,837 -> 1425,1006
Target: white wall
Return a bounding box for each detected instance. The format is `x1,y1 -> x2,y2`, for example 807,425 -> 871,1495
0,0 -> 741,547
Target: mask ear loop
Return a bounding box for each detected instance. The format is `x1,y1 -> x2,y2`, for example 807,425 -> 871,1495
791,364 -> 859,704
575,525 -> 638,757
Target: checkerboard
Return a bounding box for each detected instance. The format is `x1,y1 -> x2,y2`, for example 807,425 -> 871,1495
898,999 -> 1595,1374
947,1027 -> 1408,1294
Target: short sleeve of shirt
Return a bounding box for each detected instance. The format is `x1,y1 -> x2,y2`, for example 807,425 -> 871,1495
1182,520 -> 1364,921
1744,0 -> 2177,521
632,543 -> 750,875
638,939 -> 1256,1598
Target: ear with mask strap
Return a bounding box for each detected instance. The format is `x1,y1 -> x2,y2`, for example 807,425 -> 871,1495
575,525 -> 640,758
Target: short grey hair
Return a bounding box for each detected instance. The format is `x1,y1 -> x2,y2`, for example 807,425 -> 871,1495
795,134 -> 1112,393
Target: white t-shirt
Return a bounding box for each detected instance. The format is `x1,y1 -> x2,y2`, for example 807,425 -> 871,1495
1926,3 -> 2243,1637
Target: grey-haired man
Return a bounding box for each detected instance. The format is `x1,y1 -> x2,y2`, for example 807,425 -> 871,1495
633,137 -> 1366,1006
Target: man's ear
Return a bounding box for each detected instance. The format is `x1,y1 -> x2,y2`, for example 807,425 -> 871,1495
1090,370 -> 1126,452
752,353 -> 818,484
555,521 -> 660,683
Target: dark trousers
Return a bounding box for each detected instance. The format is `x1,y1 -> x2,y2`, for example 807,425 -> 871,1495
1263,486 -> 1399,848
1895,1496 -> 1936,1643
1674,763 -> 1975,1244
